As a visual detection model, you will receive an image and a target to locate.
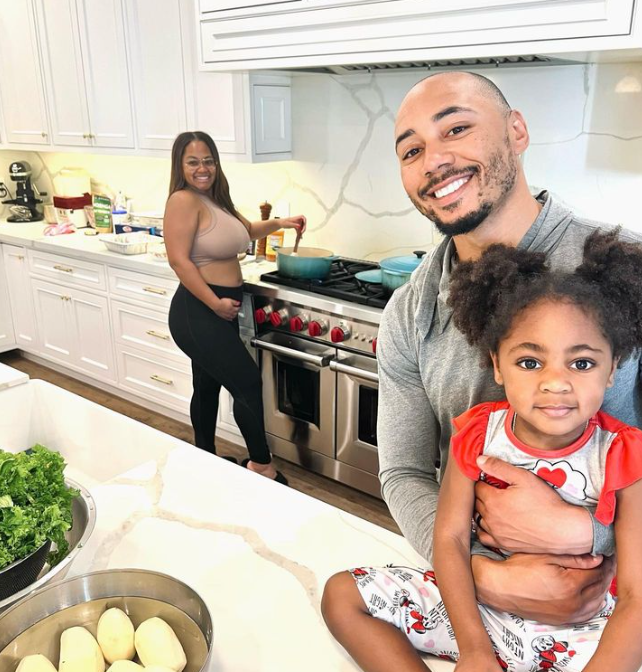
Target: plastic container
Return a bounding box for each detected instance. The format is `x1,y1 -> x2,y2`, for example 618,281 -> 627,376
100,232 -> 154,255
53,168 -> 91,198
265,226 -> 284,262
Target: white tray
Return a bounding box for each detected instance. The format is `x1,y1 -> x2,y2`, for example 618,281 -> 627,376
100,232 -> 155,255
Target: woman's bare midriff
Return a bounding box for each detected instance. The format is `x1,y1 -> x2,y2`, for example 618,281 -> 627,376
198,258 -> 243,287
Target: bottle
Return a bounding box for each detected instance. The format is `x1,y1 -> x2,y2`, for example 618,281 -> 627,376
112,190 -> 128,232
265,220 -> 284,262
255,201 -> 272,258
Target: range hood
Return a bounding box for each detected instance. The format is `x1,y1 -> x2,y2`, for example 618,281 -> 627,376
280,54 -> 583,75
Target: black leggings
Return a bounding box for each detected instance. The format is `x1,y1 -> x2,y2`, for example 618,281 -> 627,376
168,283 -> 271,464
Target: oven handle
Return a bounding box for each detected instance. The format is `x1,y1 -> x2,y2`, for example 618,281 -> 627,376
250,337 -> 334,367
329,360 -> 379,383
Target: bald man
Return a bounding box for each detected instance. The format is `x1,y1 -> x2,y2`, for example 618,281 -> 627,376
376,72 -> 642,624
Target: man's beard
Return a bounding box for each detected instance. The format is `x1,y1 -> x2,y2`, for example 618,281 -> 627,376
411,146 -> 518,237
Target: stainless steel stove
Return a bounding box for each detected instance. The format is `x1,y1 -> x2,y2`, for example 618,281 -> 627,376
245,257 -> 386,497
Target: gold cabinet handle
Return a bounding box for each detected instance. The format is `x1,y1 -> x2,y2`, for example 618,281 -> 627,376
61,295 -> 71,301
17,255 -> 24,260
53,264 -> 73,273
146,330 -> 170,340
150,374 -> 173,385
41,131 -> 47,137
143,286 -> 167,296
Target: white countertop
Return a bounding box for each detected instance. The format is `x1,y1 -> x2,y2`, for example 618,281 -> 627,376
0,376 -> 450,671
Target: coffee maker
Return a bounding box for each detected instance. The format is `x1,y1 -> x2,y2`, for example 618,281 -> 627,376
0,161 -> 46,222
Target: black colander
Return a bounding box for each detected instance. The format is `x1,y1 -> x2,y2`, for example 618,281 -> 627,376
0,540 -> 52,600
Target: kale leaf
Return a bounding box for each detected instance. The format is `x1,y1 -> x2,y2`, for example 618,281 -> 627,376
0,445 -> 79,570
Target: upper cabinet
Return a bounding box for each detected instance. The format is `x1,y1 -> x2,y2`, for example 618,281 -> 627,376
35,0 -> 135,149
0,0 -> 50,145
199,0 -> 639,70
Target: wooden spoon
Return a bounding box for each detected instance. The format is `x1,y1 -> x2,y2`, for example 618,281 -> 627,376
291,227 -> 303,256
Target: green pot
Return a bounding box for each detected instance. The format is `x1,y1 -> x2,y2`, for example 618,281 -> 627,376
275,247 -> 336,280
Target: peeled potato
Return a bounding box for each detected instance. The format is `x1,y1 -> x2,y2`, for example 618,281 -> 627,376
107,662 -> 143,672
97,607 -> 136,663
16,654 -> 58,672
134,617 -> 186,672
59,626 -> 105,672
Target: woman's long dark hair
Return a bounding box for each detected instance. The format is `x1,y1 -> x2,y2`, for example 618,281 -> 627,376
168,131 -> 241,219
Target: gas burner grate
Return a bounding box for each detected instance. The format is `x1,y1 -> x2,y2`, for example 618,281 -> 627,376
261,257 -> 388,308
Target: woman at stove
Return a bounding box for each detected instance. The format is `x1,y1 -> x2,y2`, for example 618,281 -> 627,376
165,131 -> 305,484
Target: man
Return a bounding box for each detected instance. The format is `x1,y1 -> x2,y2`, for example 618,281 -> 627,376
378,71 -> 642,624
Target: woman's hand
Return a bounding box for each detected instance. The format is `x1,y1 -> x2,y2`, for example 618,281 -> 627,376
213,297 -> 241,321
279,215 -> 306,234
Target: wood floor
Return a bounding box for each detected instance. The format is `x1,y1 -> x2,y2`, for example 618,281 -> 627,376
0,351 -> 400,534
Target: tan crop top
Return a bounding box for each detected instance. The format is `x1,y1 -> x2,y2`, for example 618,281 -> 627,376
190,194 -> 250,267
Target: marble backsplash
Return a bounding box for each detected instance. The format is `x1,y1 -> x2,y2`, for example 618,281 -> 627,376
1,61 -> 642,261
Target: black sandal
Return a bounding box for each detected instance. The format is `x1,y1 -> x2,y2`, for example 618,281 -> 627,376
220,455 -> 238,464
241,458 -> 289,486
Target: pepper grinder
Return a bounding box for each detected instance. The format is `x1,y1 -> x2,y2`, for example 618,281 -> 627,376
256,201 -> 272,258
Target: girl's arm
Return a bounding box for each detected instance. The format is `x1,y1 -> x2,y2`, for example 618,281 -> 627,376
582,478 -> 642,672
164,191 -> 238,319
433,455 -> 499,671
238,213 -> 306,241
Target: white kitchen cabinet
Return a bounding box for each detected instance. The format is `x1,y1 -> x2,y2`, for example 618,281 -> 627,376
0,249 -> 16,351
2,245 -> 39,350
32,278 -> 117,382
199,0 -> 639,70
0,0 -> 51,145
34,0 -> 134,149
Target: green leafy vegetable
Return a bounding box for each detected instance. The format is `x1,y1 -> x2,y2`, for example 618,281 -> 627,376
0,444 -> 79,571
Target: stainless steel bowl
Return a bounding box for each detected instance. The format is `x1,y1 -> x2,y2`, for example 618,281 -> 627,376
0,569 -> 213,672
0,479 -> 96,613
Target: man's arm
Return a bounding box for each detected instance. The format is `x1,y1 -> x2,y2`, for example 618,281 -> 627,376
377,289 -> 441,562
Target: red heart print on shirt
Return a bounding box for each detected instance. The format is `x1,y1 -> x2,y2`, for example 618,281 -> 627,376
537,467 -> 567,488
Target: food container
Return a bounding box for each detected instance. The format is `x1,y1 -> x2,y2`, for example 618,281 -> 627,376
0,569 -> 213,672
0,479 -> 96,613
148,241 -> 168,262
275,246 -> 336,280
100,232 -> 155,255
130,211 -> 164,232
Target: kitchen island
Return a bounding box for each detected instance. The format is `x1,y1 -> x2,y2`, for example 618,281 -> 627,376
0,373 -> 452,671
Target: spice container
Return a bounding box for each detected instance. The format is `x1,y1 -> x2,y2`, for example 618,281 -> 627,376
255,201 -> 272,258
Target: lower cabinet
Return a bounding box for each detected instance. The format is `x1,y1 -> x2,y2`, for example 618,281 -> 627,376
2,244 -> 39,350
31,279 -> 116,382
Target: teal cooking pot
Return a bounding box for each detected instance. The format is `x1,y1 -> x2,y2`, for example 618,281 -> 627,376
275,246 -> 336,280
357,250 -> 427,295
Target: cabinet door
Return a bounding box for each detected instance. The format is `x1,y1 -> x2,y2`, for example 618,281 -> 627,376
75,0 -> 135,148
0,249 -> 16,350
32,280 -> 75,365
0,0 -> 51,145
252,84 -> 291,156
2,245 -> 38,350
70,286 -> 116,382
124,0 -> 187,150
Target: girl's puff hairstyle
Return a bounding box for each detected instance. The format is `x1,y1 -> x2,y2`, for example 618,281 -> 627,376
448,228 -> 642,367
168,131 -> 241,220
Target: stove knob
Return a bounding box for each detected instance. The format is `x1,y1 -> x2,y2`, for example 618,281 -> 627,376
289,315 -> 308,332
372,337 -> 378,355
308,320 -> 328,337
254,306 -> 273,325
270,309 -> 289,327
331,325 -> 351,343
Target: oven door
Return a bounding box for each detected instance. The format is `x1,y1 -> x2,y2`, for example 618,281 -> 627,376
252,331 -> 336,457
332,351 -> 379,475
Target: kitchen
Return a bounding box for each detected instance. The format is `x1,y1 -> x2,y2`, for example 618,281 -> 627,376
1,1 -> 642,670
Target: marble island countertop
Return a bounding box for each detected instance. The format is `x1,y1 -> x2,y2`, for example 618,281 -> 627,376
0,375 -> 451,671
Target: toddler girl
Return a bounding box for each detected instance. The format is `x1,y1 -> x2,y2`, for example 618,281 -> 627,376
322,228 -> 642,672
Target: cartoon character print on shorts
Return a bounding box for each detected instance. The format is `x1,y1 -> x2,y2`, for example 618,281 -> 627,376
531,635 -> 576,670
399,589 -> 442,635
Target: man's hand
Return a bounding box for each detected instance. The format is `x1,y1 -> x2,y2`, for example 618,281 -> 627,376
474,456 -> 594,555
472,552 -> 616,624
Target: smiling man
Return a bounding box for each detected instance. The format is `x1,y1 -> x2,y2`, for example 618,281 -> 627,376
377,71 -> 642,624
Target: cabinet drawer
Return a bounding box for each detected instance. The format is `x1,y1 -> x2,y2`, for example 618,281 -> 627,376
116,347 -> 191,413
111,299 -> 187,362
29,250 -> 107,290
108,267 -> 178,309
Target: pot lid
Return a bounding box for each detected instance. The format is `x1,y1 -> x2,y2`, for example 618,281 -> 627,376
379,250 -> 427,273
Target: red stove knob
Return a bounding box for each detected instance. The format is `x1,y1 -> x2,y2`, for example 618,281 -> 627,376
254,306 -> 273,324
289,315 -> 308,332
308,320 -> 327,337
372,337 -> 378,354
331,325 -> 351,343
270,309 -> 289,327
